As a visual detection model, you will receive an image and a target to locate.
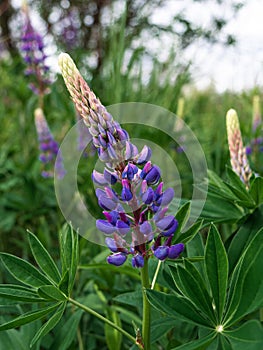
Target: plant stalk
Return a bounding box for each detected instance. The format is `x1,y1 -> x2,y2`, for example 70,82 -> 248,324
68,297 -> 138,346
141,258 -> 151,350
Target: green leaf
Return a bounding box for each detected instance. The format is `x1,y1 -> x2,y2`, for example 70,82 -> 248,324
249,176 -> 263,205
0,303 -> 60,331
171,331 -> 216,350
49,309 -> 83,350
105,309 -> 122,350
38,285 -> 67,301
227,204 -> 263,273
225,320 -> 263,350
207,170 -> 237,200
224,228 -> 263,326
174,220 -> 203,245
58,269 -> 69,296
205,225 -> 228,322
146,290 -> 212,328
175,201 -> 191,234
0,253 -> 51,288
27,230 -> 61,284
113,290 -> 142,309
30,302 -> 66,347
225,167 -> 249,193
0,284 -> 44,304
172,264 -> 216,323
59,225 -> 73,274
68,230 -> 79,293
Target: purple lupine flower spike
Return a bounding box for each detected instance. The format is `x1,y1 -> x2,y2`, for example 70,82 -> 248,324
34,108 -> 66,179
58,53 -> 184,268
21,3 -> 51,97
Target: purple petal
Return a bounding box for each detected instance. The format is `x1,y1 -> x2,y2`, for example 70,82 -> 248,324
104,169 -> 118,184
168,243 -> 184,259
136,145 -> 152,165
157,188 -> 175,206
96,219 -> 116,234
142,187 -> 154,204
153,246 -> 169,260
107,253 -> 127,266
105,237 -> 118,252
145,165 -> 161,185
139,221 -> 152,235
131,254 -> 145,268
92,170 -> 108,186
116,220 -> 130,235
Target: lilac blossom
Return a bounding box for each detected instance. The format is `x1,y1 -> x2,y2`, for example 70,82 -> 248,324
34,108 -> 66,179
59,53 -> 184,267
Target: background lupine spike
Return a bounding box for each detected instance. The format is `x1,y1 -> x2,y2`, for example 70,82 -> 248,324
34,108 -> 66,179
252,95 -> 262,133
21,2 -> 51,98
226,108 -> 252,187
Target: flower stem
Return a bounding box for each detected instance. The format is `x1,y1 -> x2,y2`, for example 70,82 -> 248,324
68,297 -> 138,346
141,258 -> 151,350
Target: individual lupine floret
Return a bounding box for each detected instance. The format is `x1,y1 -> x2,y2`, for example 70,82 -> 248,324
58,53 -> 184,267
226,109 -> 252,188
21,3 -> 51,97
34,108 -> 66,179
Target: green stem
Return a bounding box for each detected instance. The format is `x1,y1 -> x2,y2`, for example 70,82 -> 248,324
141,258 -> 151,350
68,297 -> 138,346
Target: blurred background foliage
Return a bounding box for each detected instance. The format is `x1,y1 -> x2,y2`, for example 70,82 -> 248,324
0,0 -> 259,251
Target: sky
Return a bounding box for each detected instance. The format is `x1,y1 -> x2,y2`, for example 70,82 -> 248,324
174,0 -> 263,92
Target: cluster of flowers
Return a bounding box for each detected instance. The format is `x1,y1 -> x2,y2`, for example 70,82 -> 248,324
20,3 -> 51,96
245,95 -> 263,156
93,150 -> 184,267
59,53 -> 184,267
226,109 -> 252,187
34,108 -> 66,179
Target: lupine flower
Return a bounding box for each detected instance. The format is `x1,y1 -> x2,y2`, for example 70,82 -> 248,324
20,3 -> 51,97
34,108 -> 66,179
245,96 -> 263,162
76,113 -> 96,157
59,53 -> 184,267
252,95 -> 262,133
226,109 -> 252,187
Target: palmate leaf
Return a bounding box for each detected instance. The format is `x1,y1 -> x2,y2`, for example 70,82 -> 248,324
38,285 -> 67,301
249,176 -> 263,205
0,284 -> 45,304
224,227 -> 263,327
173,220 -> 203,245
224,320 -> 263,350
170,264 -> 216,324
27,230 -> 61,284
171,331 -> 216,350
0,253 -> 51,288
175,201 -> 191,234
227,204 -> 263,273
0,303 -> 60,331
30,302 -> 67,347
49,309 -> 83,350
146,290 -> 212,328
205,225 -> 228,322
